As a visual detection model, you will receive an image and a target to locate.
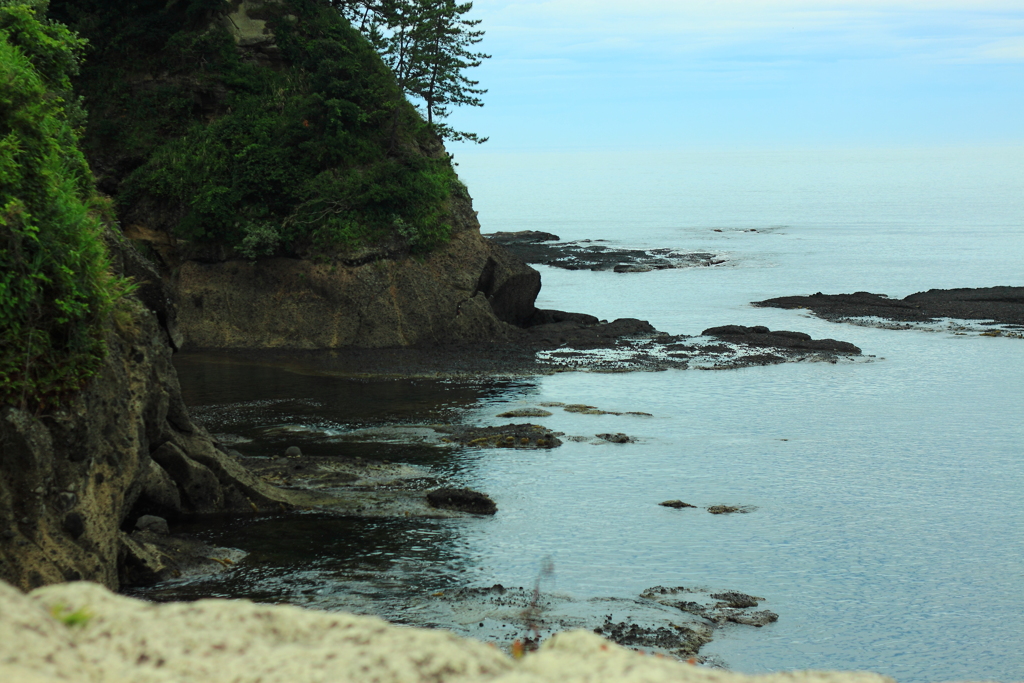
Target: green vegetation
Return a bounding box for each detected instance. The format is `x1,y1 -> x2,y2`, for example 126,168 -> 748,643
50,0 -> 467,258
49,602 -> 93,627
0,3 -> 131,410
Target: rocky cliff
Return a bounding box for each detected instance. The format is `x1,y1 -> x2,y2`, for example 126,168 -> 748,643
148,184 -> 541,350
0,233 -> 336,592
52,0 -> 543,351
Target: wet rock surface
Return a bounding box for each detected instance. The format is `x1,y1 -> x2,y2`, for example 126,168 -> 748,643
496,408 -> 553,418
755,287 -> 1024,330
437,423 -> 563,449
238,452 -> 478,518
212,318 -> 865,379
119,529 -> 246,587
702,325 -> 862,354
641,586 -> 779,628
595,433 -> 637,444
660,500 -> 696,509
426,488 -> 497,515
426,583 -> 775,661
707,505 -> 754,515
486,231 -> 724,272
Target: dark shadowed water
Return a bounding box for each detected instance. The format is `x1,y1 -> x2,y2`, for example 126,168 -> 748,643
152,148 -> 1022,682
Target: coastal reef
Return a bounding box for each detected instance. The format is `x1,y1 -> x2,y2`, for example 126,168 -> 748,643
755,288 -> 1024,332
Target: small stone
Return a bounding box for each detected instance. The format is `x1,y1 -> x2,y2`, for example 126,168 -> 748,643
136,515 -> 170,535
660,500 -> 695,509
285,446 -> 302,458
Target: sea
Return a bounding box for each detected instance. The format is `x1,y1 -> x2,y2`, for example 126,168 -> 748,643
164,147 -> 1024,682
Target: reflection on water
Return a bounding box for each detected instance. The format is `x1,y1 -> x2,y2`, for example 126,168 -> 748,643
173,353 -> 524,470
129,513 -> 476,620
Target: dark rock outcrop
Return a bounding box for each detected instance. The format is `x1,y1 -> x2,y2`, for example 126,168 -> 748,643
440,424 -> 562,449
702,325 -> 862,354
426,488 -> 497,515
659,500 -> 695,509
754,287 -> 1024,327
486,231 -> 723,272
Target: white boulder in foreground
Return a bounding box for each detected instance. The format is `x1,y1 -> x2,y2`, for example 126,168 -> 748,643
0,579 -> 895,683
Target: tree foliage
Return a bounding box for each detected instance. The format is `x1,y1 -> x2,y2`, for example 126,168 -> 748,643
334,0 -> 489,143
47,0 -> 462,258
0,3 -> 131,409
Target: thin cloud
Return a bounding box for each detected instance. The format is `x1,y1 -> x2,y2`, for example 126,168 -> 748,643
474,0 -> 1024,64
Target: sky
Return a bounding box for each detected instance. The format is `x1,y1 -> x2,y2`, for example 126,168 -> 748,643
442,0 -> 1024,150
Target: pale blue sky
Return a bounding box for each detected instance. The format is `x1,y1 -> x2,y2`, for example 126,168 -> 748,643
443,0 -> 1024,150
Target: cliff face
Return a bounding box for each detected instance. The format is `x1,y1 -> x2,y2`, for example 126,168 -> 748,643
0,236 -> 331,592
168,194 -> 540,349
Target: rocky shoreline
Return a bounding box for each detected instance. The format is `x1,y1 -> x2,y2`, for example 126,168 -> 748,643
755,287 -> 1024,333
1,578 -> 896,683
170,314 -> 867,380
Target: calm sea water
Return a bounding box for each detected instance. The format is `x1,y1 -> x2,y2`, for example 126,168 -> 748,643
170,148 -> 1024,682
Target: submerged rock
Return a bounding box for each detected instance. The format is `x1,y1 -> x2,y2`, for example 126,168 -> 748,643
707,505 -> 751,515
659,500 -> 696,509
496,408 -> 553,418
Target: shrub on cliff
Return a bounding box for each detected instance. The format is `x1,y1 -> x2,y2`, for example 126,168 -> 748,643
0,3 -> 130,409
49,0 -> 460,259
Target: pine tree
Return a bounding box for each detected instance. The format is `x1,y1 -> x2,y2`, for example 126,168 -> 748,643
333,0 -> 489,144
407,0 -> 488,143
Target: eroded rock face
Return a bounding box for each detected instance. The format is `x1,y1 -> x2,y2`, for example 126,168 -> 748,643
173,226 -> 539,349
0,250 -> 336,591
754,287 -> 1024,327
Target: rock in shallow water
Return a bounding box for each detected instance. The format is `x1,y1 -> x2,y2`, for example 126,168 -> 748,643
659,500 -> 696,509
702,325 -> 861,354
426,488 -> 497,515
442,423 -> 562,449
496,408 -> 553,418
